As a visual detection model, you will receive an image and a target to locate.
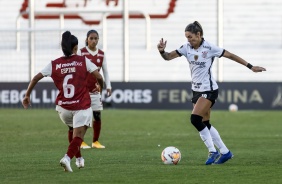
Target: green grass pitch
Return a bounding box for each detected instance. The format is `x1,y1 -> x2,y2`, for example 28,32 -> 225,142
0,109 -> 281,184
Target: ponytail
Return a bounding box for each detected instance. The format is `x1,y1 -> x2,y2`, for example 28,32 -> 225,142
193,21 -> 203,36
185,21 -> 204,36
61,31 -> 78,57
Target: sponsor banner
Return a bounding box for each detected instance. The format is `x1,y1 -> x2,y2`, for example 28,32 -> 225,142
1,82 -> 282,110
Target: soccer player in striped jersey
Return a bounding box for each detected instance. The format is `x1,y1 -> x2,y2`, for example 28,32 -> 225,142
157,21 -> 266,165
22,31 -> 104,172
77,30 -> 112,149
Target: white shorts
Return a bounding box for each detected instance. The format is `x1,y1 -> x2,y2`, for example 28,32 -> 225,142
55,105 -> 93,128
90,93 -> 103,111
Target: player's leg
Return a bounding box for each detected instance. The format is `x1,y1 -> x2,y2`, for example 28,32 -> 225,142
68,126 -> 82,158
203,109 -> 233,164
80,94 -> 101,149
203,110 -> 229,154
72,125 -> 87,169
90,93 -> 105,148
57,107 -> 85,160
56,105 -> 75,172
92,111 -> 105,148
70,107 -> 92,169
192,97 -> 219,165
57,106 -> 92,171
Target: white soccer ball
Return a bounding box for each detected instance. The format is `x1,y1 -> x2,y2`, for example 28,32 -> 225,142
229,104 -> 238,112
161,146 -> 181,165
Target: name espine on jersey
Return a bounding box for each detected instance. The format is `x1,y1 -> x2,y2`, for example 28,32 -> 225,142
61,67 -> 76,74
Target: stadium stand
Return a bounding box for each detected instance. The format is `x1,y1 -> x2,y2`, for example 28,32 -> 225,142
0,0 -> 280,82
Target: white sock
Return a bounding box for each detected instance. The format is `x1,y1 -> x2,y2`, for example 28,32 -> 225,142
210,126 -> 229,154
199,127 -> 217,153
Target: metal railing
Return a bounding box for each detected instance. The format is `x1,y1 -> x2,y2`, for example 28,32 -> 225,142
16,9 -> 151,51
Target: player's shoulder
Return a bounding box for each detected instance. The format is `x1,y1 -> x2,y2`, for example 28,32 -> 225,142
202,40 -> 217,50
79,47 -> 90,56
80,47 -> 87,51
178,42 -> 190,50
98,48 -> 105,55
52,56 -> 65,63
69,55 -> 87,63
75,54 -> 86,59
97,49 -> 105,58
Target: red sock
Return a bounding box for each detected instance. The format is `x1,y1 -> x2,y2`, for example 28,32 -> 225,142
68,130 -> 81,158
93,120 -> 101,142
66,137 -> 83,159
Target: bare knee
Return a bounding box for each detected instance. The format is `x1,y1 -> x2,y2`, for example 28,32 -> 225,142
73,126 -> 88,139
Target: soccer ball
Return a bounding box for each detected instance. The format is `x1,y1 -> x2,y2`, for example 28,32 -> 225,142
161,146 -> 181,165
229,104 -> 238,112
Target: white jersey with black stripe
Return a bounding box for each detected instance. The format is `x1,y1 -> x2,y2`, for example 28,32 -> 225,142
176,39 -> 225,92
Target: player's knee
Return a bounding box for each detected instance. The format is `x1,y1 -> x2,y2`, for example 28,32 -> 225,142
93,111 -> 101,121
190,114 -> 206,131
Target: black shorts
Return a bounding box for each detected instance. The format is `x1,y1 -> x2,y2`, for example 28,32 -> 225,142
191,90 -> 218,107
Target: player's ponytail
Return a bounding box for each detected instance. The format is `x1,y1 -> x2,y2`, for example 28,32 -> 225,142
193,21 -> 203,36
185,21 -> 204,36
61,31 -> 78,57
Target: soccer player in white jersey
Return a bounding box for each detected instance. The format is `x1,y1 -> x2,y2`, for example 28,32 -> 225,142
77,30 -> 112,149
157,21 -> 266,165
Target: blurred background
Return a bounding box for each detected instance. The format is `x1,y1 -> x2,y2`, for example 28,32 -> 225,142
0,0 -> 281,109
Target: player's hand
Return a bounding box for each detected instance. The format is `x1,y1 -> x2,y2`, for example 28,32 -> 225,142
157,38 -> 167,52
251,66 -> 266,72
22,96 -> 31,109
106,89 -> 112,97
91,83 -> 101,94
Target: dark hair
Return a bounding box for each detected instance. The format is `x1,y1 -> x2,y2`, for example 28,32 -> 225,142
61,31 -> 78,57
85,29 -> 99,46
184,21 -> 204,36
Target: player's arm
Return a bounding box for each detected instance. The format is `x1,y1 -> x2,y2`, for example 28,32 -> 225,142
159,50 -> 180,61
223,50 -> 266,72
157,38 -> 180,61
101,55 -> 112,96
22,73 -> 44,109
85,57 -> 104,92
91,70 -> 104,92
